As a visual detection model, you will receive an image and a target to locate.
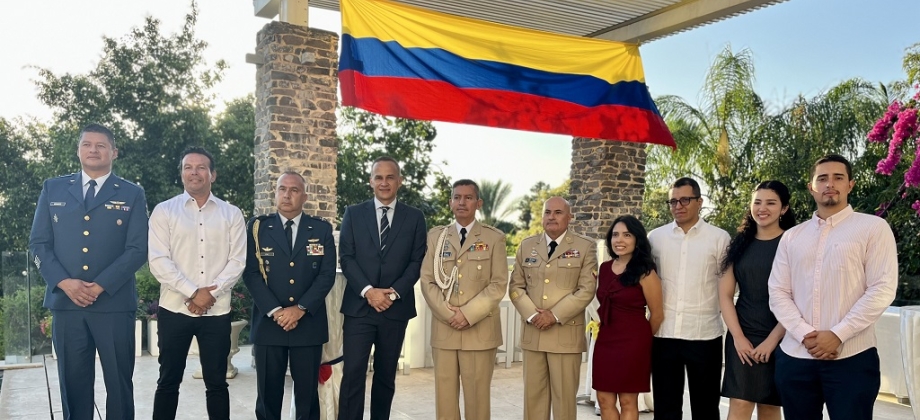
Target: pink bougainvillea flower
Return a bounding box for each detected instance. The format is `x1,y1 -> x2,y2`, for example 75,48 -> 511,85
912,200 -> 920,217
869,102 -> 902,143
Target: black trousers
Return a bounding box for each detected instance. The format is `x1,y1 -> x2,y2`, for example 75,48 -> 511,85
775,347 -> 880,420
152,308 -> 231,420
651,336 -> 723,420
337,313 -> 408,420
254,344 -> 322,420
52,310 -> 136,420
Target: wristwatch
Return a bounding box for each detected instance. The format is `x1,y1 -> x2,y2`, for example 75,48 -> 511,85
387,292 -> 397,301
297,304 -> 307,311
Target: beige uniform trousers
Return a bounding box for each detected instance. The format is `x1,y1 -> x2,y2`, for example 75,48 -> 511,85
432,347 -> 498,420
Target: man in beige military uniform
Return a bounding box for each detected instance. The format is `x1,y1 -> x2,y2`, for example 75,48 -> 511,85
421,179 -> 509,420
509,196 -> 598,420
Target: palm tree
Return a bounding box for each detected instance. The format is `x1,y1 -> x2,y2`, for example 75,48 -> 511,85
478,179 -> 516,233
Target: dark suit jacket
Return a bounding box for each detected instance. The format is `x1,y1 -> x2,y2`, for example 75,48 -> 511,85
29,172 -> 148,312
339,200 -> 427,321
244,212 -> 337,347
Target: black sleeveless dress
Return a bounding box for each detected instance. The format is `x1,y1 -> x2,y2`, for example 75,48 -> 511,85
721,236 -> 782,405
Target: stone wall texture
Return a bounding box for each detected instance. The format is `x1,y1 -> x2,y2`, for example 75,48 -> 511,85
253,22 -> 339,225
569,138 -> 647,240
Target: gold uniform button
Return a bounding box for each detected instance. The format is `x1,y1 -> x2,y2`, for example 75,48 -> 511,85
458,274 -> 463,279
567,263 -> 572,267
289,297 -> 294,302
83,231 -> 89,236
546,264 -> 551,268
289,262 -> 294,267
459,290 -> 464,295
84,215 -> 90,221
457,259 -> 462,264
82,265 -> 88,270
477,265 -> 482,270
289,279 -> 295,284
542,295 -> 548,300
82,248 -> 88,253
544,279 -> 550,284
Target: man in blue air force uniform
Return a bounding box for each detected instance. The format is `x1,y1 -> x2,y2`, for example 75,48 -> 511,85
244,171 -> 337,420
29,123 -> 149,420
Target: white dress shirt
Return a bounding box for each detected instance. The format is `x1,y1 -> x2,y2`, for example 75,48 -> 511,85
148,191 -> 247,317
361,198 -> 398,298
648,219 -> 730,340
456,220 -> 475,237
81,171 -> 111,197
768,205 -> 897,359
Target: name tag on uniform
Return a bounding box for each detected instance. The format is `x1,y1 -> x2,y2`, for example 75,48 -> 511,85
307,244 -> 325,256
442,251 -> 452,257
524,257 -> 537,264
50,202 -> 66,207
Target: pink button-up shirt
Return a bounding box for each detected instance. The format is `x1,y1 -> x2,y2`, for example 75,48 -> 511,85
768,205 -> 897,359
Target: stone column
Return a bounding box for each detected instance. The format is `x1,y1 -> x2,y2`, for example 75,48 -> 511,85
253,22 -> 339,223
569,137 -> 647,241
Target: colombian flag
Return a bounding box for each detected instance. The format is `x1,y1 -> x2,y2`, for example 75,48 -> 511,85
339,0 -> 675,148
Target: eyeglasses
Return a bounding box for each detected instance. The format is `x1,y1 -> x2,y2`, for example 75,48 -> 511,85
666,197 -> 700,208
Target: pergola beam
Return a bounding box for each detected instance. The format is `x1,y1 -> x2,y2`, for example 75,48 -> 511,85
588,0 -> 785,43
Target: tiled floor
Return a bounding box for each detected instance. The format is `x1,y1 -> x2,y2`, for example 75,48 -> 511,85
0,346 -> 914,419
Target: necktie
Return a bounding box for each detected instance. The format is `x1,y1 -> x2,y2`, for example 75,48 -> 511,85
284,220 -> 294,251
85,179 -> 97,209
460,227 -> 468,247
548,240 -> 558,258
379,206 -> 390,251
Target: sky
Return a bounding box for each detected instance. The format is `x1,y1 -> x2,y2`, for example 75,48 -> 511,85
1,0 -> 917,213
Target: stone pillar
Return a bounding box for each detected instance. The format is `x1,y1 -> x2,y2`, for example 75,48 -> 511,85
569,138 -> 647,241
253,22 -> 339,223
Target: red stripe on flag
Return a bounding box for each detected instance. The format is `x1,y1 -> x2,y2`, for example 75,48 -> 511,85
340,70 -> 675,148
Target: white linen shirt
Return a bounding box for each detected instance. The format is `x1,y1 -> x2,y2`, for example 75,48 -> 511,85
768,205 -> 897,359
148,191 -> 246,316
648,219 -> 730,340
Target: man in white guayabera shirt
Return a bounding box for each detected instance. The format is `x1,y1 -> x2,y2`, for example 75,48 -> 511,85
769,154 -> 897,420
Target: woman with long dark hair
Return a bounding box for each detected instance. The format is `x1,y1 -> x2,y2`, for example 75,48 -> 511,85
719,180 -> 797,420
593,215 -> 664,420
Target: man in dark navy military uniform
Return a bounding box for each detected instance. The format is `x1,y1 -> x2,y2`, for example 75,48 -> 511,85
243,171 -> 337,420
29,123 -> 148,420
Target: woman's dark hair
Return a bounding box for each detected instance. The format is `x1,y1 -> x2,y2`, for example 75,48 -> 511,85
605,215 -> 657,287
720,180 -> 798,273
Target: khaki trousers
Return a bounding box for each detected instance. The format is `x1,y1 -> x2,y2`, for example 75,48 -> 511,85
522,349 -> 582,420
432,347 -> 497,420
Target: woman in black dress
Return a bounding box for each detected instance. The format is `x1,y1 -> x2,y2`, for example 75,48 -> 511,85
719,181 -> 797,420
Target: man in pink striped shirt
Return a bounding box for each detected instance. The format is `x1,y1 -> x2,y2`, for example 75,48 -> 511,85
768,154 -> 897,420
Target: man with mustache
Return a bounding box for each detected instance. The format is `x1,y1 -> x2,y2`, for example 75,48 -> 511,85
769,154 -> 897,420
647,177 -> 730,420
148,146 -> 247,420
420,179 -> 508,420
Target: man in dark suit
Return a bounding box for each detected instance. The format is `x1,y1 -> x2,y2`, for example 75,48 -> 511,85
243,171 -> 337,420
337,156 -> 427,420
29,123 -> 149,420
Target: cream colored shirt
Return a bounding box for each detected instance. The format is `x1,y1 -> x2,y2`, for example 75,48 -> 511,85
768,205 -> 897,359
648,219 -> 730,340
148,191 -> 246,316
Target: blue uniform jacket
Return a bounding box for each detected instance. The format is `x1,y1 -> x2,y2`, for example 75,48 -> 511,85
29,172 -> 149,312
243,213 -> 337,347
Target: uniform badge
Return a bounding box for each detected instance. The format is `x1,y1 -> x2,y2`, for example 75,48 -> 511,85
524,257 -> 537,264
106,201 -> 127,211
308,238 -> 319,243
260,247 -> 274,257
473,241 -> 488,252
53,214 -> 59,223
561,249 -> 581,259
530,248 -> 538,257
510,291 -> 519,300
50,202 -> 66,207
441,251 -> 452,257
33,255 -> 41,269
307,244 -> 325,256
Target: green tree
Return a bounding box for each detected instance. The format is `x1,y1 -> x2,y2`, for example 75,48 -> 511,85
477,179 -> 515,233
516,181 -> 549,230
208,95 -> 256,217
508,181 -> 570,253
336,107 -> 452,228
0,119 -> 46,252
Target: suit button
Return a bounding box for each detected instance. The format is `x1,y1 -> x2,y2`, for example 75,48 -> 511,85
546,264 -> 551,268
458,274 -> 463,279
84,215 -> 90,221
289,297 -> 294,302
544,279 -> 550,284
83,265 -> 88,271
82,248 -> 88,253
542,295 -> 548,300
289,262 -> 294,267
459,290 -> 464,295
477,265 -> 482,270
567,263 -> 571,267
289,279 -> 295,284
457,259 -> 462,264
83,231 -> 89,236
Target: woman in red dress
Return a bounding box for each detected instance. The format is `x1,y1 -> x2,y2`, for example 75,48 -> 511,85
593,215 -> 664,420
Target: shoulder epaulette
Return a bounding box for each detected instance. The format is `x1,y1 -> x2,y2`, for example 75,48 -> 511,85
570,231 -> 596,242
480,224 -> 506,235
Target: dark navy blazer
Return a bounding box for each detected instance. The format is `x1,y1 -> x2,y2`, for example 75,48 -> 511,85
338,200 -> 427,321
244,213 -> 337,347
29,172 -> 148,312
